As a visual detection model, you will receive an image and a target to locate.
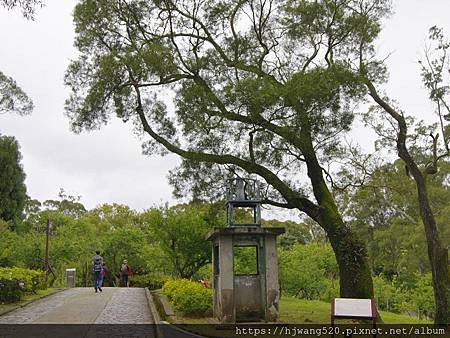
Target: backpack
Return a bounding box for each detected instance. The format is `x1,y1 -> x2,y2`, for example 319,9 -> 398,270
93,256 -> 102,272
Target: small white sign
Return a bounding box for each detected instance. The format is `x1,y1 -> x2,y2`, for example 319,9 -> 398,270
333,298 -> 374,318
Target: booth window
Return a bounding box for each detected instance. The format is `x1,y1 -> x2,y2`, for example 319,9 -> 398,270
233,246 -> 258,275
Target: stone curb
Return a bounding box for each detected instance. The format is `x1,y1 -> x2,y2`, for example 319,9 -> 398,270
0,288 -> 65,317
145,290 -> 206,338
145,288 -> 161,323
155,292 -> 182,323
145,287 -> 163,338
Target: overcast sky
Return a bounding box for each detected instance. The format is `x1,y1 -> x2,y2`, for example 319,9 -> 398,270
1,1 -> 450,214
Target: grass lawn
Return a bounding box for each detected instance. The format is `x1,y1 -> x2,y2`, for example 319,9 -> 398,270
0,288 -> 61,316
180,296 -> 431,324
279,296 -> 431,324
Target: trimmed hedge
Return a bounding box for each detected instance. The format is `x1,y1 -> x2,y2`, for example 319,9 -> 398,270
0,267 -> 45,303
129,272 -> 170,290
162,279 -> 212,316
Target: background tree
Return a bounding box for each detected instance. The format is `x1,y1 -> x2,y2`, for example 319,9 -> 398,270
88,203 -> 140,230
263,218 -> 312,249
340,160 -> 450,283
0,135 -> 27,226
0,72 -> 33,115
101,226 -> 148,283
360,26 -> 450,324
279,242 -> 338,301
65,0 -> 393,301
141,203 -> 221,279
42,189 -> 87,219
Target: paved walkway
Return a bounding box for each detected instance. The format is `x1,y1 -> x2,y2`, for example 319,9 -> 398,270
0,287 -> 154,324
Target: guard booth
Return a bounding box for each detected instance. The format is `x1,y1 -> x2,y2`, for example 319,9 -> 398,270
206,178 -> 284,323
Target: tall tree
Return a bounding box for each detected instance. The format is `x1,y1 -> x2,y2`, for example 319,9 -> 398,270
141,203 -> 219,279
0,134 -> 27,225
65,0 -> 393,300
360,27 -> 450,324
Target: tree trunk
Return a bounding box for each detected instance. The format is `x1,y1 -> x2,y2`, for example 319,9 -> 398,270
312,183 -> 375,299
301,133 -> 376,301
366,80 -> 450,324
408,164 -> 450,324
296,105 -> 376,301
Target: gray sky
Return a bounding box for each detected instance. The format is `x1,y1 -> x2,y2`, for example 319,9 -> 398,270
0,1 -> 449,213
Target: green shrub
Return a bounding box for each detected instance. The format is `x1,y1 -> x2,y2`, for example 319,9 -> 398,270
0,267 -> 45,303
0,279 -> 23,303
162,279 -> 191,301
162,279 -> 212,316
129,273 -> 170,289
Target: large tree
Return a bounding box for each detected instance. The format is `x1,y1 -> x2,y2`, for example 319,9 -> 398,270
359,27 -> 450,324
65,0 -> 393,300
0,134 -> 27,224
141,203 -> 221,279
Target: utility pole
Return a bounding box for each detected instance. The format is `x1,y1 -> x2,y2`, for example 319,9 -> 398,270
44,218 -> 51,288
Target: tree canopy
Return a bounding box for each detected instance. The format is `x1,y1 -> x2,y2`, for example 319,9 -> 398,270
65,0 -> 394,301
0,0 -> 44,19
0,71 -> 33,115
0,135 -> 27,225
65,0 -> 390,207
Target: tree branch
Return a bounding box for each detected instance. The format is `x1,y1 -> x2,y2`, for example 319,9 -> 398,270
133,84 -> 320,219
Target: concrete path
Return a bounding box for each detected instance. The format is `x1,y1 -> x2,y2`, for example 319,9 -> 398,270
0,287 -> 154,324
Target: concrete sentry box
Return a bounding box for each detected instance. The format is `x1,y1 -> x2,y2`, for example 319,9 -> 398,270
206,178 -> 284,323
66,268 -> 76,288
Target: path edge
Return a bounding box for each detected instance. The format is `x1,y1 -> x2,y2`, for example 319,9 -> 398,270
145,289 -> 207,338
0,288 -> 66,317
145,287 -> 163,337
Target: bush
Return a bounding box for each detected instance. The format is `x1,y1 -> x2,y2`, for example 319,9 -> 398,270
129,273 -> 170,290
0,267 -> 45,303
162,279 -> 212,316
0,279 -> 23,303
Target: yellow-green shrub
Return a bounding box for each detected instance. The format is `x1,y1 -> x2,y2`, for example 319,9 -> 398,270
0,267 -> 45,303
162,279 -> 212,316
